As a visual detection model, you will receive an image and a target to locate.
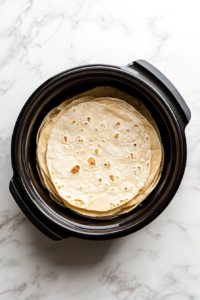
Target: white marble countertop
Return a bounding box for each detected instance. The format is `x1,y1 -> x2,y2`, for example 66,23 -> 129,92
0,0 -> 200,299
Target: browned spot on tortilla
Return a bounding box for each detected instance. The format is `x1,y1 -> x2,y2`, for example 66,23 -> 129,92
78,139 -> 83,142
110,175 -> 115,182
134,171 -> 136,175
134,124 -> 138,127
77,136 -> 80,138
73,109 -> 76,112
116,176 -> 119,179
146,136 -> 149,140
144,130 -> 146,133
84,122 -> 88,125
101,123 -> 106,128
88,157 -> 96,166
79,187 -> 82,189
89,139 -> 93,142
104,161 -> 110,168
130,153 -> 136,159
105,183 -> 108,186
115,122 -> 120,126
55,182 -> 57,184
111,188 -> 115,191
120,200 -> 126,203
126,129 -> 129,132
51,171 -> 54,175
114,133 -> 119,139
71,165 -> 80,174
74,199 -> 85,206
137,166 -> 141,170
125,187 -> 127,190
95,128 -> 98,131
81,129 -> 83,132
72,120 -> 76,124
87,117 -> 90,122
98,144 -> 101,147
94,149 -> 98,155
102,140 -> 105,142
134,143 -> 137,147
64,136 -> 67,142
89,196 -> 94,199
58,185 -> 64,189
147,162 -> 150,167
66,196 -> 71,199
98,178 -> 102,182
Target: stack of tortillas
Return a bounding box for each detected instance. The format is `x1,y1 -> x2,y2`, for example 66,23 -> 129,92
36,86 -> 164,219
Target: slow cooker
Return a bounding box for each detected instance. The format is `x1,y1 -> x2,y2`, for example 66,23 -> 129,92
9,59 -> 191,240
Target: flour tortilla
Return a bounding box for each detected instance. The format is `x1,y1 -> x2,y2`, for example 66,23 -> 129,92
37,87 -> 163,218
38,98 -> 162,190
46,101 -> 151,211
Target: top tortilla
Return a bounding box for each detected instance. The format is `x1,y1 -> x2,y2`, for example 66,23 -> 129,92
36,86 -> 163,217
46,101 -> 151,211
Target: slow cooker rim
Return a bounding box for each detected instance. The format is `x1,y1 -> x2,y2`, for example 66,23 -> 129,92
11,64 -> 187,239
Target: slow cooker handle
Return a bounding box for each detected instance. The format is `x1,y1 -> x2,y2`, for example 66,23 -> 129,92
126,59 -> 191,125
9,177 -> 63,241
